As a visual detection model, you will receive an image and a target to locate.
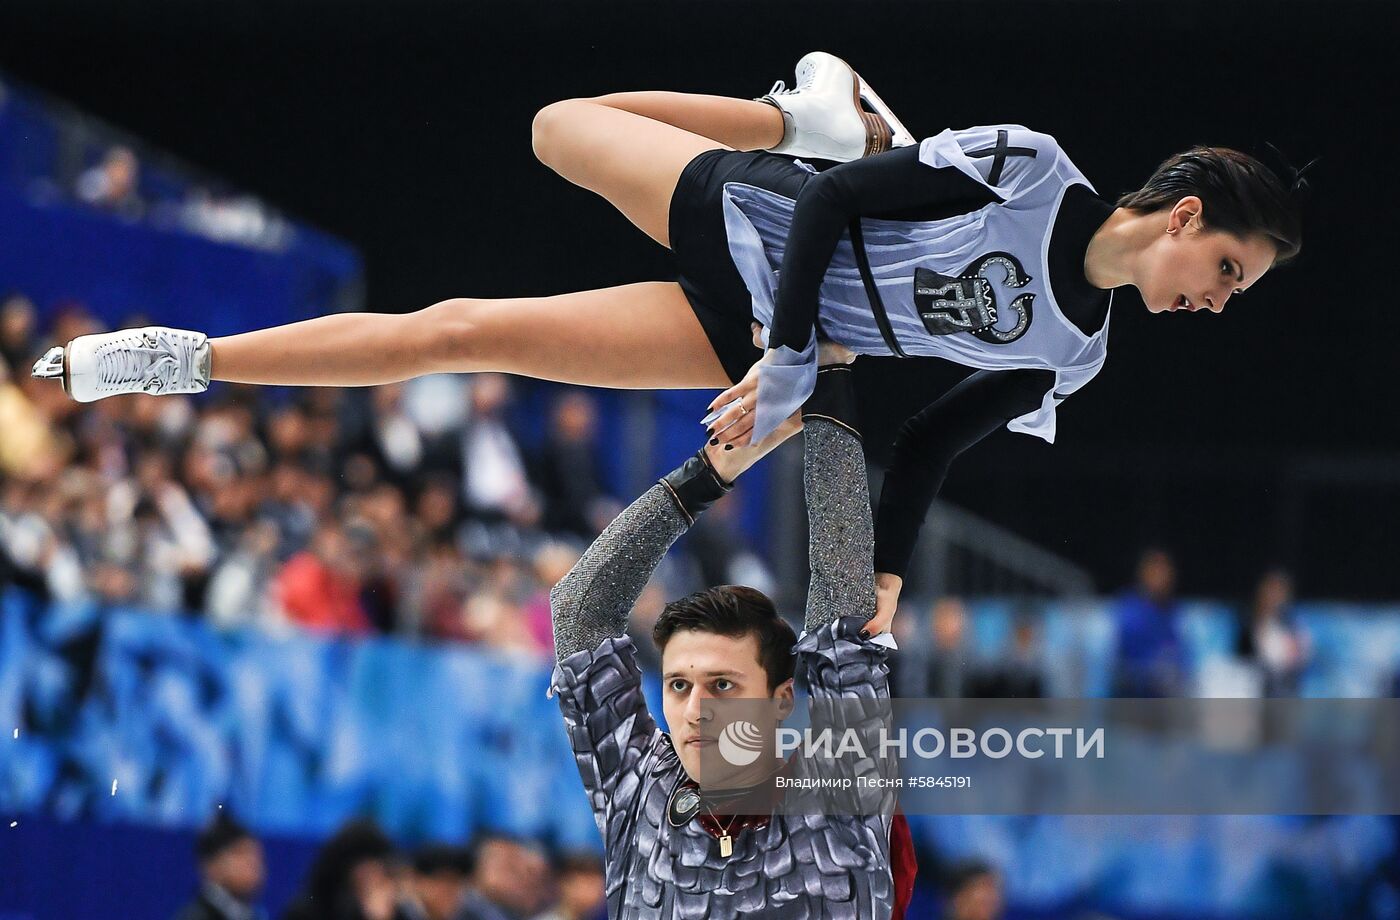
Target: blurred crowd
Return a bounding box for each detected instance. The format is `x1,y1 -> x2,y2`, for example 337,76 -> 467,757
177,813 -> 1022,920
0,291 -> 770,659
177,813 -> 607,920
891,549 -> 1319,702
1110,548 -> 1312,698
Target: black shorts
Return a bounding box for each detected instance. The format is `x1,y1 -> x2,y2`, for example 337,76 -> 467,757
668,148 -> 814,384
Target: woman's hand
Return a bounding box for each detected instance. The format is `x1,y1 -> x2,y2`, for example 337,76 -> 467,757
704,328 -> 857,448
704,409 -> 803,483
704,353 -> 768,448
866,572 -> 903,635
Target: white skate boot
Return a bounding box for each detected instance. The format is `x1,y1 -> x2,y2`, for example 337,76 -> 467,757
31,326 -> 212,403
760,51 -> 915,162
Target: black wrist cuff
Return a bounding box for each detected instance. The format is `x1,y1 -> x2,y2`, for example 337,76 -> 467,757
801,365 -> 862,441
659,449 -> 733,526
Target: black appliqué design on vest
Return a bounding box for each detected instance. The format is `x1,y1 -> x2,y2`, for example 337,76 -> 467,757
966,129 -> 1038,186
913,252 -> 1034,344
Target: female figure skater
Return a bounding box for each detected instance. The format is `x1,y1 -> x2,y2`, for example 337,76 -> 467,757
32,52 -> 1304,632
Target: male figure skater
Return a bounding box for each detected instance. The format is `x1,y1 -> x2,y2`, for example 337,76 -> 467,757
549,359 -> 914,919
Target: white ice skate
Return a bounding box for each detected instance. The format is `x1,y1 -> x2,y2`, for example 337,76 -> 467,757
760,51 -> 916,162
31,326 -> 212,403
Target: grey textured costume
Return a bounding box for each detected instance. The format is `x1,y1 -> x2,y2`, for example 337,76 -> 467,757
549,404 -> 895,919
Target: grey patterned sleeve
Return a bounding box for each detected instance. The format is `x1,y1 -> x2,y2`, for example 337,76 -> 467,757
796,376 -> 894,709
802,418 -> 877,634
548,483 -> 692,828
549,484 -> 689,662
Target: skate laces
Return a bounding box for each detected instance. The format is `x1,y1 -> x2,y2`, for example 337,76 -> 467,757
767,76 -> 813,96
97,335 -> 180,393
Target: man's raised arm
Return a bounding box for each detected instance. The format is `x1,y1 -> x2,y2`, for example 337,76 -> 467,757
549,467 -> 713,662
800,365 -> 878,636
794,365 -> 896,713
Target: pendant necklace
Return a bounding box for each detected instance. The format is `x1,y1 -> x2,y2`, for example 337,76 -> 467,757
704,806 -> 739,858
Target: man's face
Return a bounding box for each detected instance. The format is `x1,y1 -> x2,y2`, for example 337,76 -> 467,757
475,840 -> 549,915
557,867 -> 605,916
661,629 -> 793,784
1138,551 -> 1175,600
410,871 -> 467,920
951,872 -> 1004,920
205,838 -> 265,901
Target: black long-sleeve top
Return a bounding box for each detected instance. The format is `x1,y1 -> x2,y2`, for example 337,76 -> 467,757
767,145 -> 1115,578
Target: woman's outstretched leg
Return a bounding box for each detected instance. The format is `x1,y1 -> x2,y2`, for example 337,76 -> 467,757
210,281 -> 729,388
36,281 -> 731,400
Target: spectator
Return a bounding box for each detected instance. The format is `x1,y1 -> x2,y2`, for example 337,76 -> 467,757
173,812 -> 267,920
404,845 -> 472,920
966,614 -> 1045,699
1235,568 -> 1311,697
459,835 -> 550,920
205,519 -> 281,629
363,383 -> 426,488
1112,548 -> 1187,697
940,860 -> 1003,920
273,522 -> 372,634
76,145 -> 144,219
0,292 -> 37,369
282,819 -> 410,920
258,461 -> 320,561
532,393 -> 612,538
460,374 -> 532,523
531,852 -> 604,920
896,597 -> 972,698
0,476 -> 85,602
522,542 -> 582,657
413,541 -> 476,640
0,352 -> 61,479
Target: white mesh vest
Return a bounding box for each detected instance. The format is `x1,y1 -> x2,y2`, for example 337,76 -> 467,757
725,124 -> 1111,443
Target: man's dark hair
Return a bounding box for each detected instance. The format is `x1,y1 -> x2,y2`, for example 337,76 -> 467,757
195,811 -> 254,861
942,858 -> 998,896
552,850 -> 604,878
652,585 -> 796,691
303,819 -> 397,909
1117,146 -> 1304,264
412,843 -> 474,877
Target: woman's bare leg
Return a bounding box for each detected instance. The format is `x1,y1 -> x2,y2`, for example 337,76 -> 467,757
531,93 -> 783,247
210,281 -> 730,389
589,92 -> 784,153
208,92 -> 780,387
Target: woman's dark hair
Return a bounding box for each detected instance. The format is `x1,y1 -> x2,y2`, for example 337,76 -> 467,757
292,818 -> 397,920
653,585 -> 796,691
1117,146 -> 1306,264
194,810 -> 254,861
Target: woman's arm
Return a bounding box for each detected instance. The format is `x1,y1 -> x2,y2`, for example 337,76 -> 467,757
874,368 -> 1053,581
